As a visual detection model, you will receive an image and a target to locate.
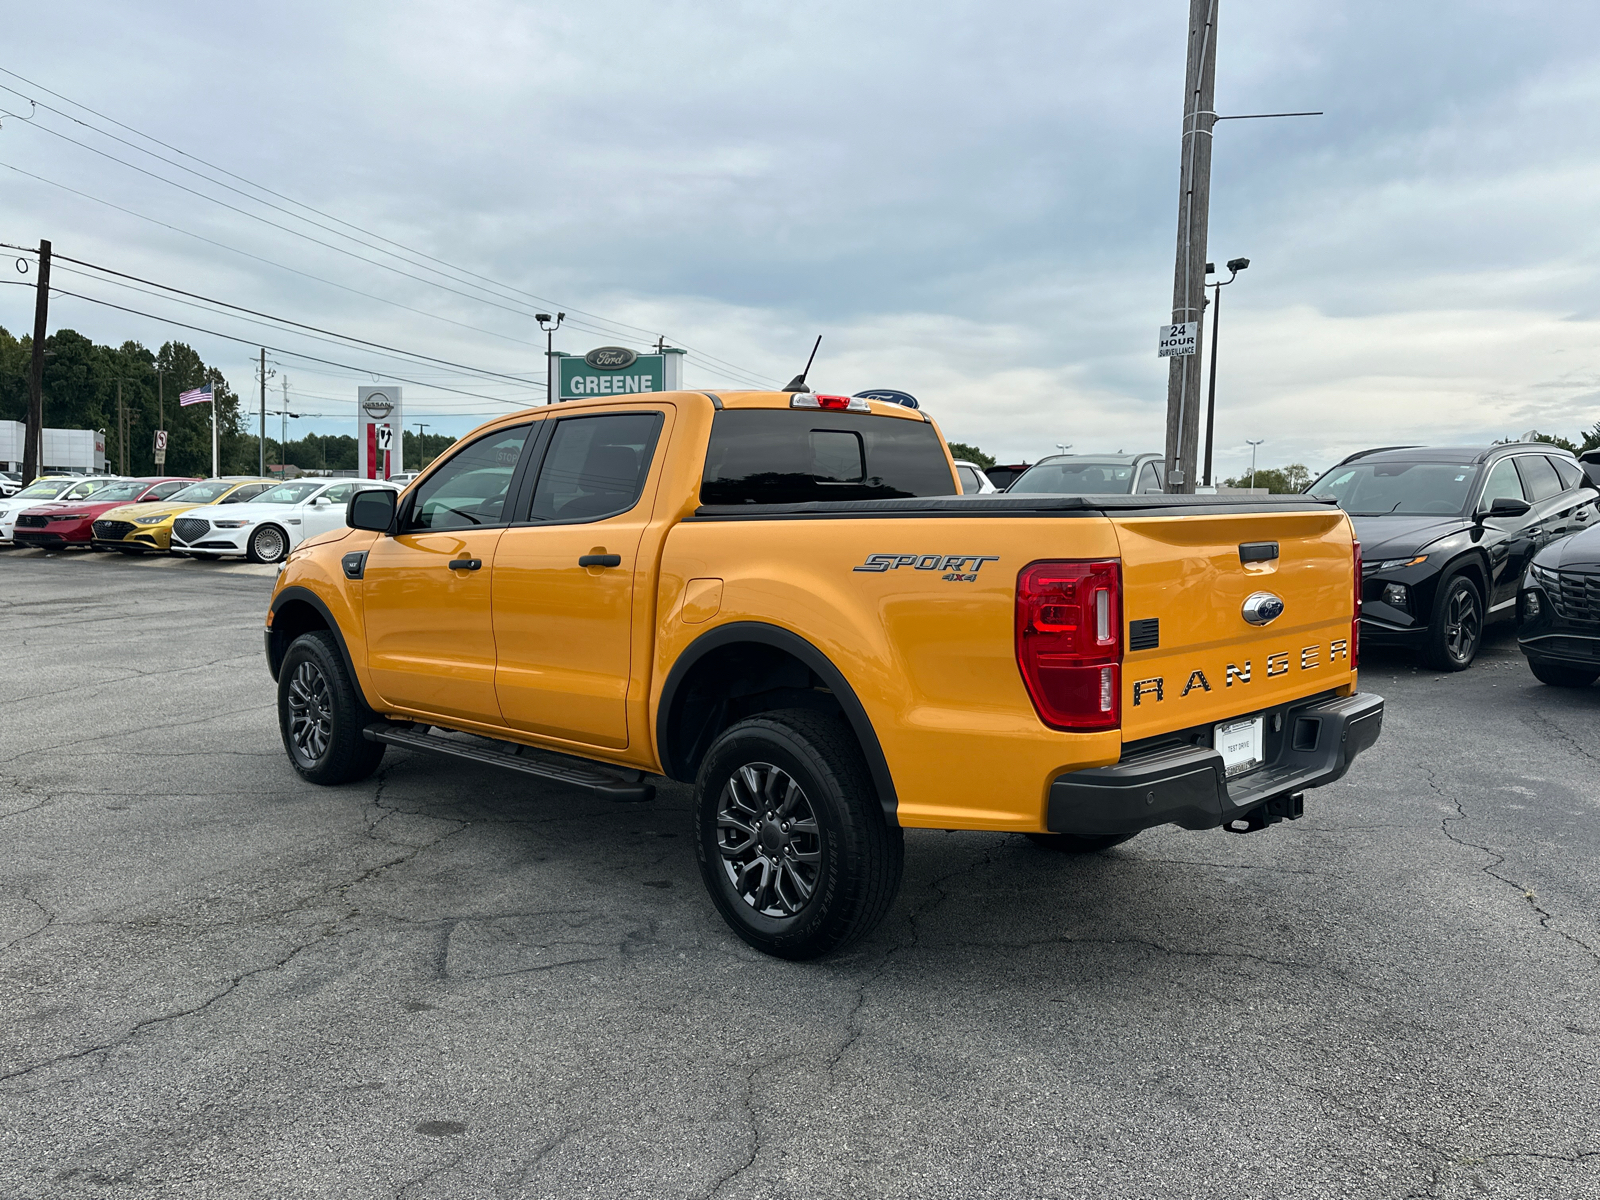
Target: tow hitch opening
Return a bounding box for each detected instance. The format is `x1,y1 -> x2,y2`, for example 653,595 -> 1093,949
1226,791 -> 1304,834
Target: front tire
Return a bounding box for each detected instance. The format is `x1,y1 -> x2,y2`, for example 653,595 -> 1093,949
277,631 -> 385,785
694,709 -> 903,960
248,524 -> 289,564
1422,572 -> 1483,671
1528,659 -> 1599,688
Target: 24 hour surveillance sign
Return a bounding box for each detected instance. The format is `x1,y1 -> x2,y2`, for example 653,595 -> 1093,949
1158,323 -> 1198,357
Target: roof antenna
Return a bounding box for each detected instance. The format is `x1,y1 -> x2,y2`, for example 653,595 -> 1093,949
783,336 -> 822,393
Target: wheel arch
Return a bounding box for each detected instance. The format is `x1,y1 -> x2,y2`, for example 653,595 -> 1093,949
656,621 -> 898,822
267,586 -> 367,706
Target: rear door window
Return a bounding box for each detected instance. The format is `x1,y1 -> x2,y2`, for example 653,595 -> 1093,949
1548,456 -> 1583,491
701,409 -> 956,504
527,412 -> 664,523
1514,454 -> 1563,502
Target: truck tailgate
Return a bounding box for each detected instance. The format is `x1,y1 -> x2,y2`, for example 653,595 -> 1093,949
1114,508 -> 1356,741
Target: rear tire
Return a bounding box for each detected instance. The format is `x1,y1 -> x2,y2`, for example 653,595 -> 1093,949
1422,572 -> 1483,671
1528,659 -> 1599,688
694,709 -> 903,960
277,631 -> 385,785
1026,831 -> 1138,853
247,524 -> 289,564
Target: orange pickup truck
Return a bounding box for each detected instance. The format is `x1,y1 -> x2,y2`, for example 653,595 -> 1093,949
264,389 -> 1383,958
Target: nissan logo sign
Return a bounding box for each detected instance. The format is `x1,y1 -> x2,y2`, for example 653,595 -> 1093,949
362,392 -> 395,420
584,346 -> 638,370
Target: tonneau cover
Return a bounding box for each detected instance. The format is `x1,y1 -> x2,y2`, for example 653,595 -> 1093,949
693,493 -> 1338,519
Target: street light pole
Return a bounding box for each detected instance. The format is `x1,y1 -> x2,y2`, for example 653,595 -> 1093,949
1202,257 -> 1249,487
536,313 -> 565,404
1246,438 -> 1264,489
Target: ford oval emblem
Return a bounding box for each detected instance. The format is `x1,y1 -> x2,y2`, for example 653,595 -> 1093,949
1242,592 -> 1285,626
584,345 -> 638,370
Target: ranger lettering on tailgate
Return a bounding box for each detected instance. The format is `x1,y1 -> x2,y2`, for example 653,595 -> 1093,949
1132,639 -> 1350,705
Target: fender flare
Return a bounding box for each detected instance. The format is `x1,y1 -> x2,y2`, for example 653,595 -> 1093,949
268,585 -> 370,708
656,621 -> 898,822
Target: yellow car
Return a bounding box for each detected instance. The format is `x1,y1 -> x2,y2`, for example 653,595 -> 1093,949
92,477 -> 276,554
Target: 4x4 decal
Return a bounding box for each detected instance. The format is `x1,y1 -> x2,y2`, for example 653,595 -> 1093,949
853,553 -> 1000,582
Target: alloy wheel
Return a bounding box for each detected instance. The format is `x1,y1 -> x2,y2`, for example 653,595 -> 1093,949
716,762 -> 822,918
1445,584 -> 1482,663
286,660 -> 333,764
253,526 -> 287,563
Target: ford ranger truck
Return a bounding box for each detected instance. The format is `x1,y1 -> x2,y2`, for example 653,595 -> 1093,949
264,390 -> 1383,960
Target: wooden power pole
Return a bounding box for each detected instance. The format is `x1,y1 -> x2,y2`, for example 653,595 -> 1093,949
23,239 -> 50,484
1163,0 -> 1219,494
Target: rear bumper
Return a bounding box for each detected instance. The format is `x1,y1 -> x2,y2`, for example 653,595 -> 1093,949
1047,692 -> 1384,836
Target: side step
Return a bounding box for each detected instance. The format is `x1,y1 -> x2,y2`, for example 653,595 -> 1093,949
363,722 -> 656,802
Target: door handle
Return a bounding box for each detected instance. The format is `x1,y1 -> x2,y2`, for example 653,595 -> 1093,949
579,553 -> 621,568
1528,527 -> 1544,537
448,558 -> 482,570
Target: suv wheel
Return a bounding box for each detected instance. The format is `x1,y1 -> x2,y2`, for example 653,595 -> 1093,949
694,710 -> 903,960
1422,572 -> 1483,671
248,524 -> 289,564
277,631 -> 385,785
1528,659 -> 1599,688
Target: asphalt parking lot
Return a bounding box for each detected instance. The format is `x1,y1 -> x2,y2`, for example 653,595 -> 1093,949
3,554 -> 1598,1200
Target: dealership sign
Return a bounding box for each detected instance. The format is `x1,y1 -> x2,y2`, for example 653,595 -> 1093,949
557,347 -> 683,400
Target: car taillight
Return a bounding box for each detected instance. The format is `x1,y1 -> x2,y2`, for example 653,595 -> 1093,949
1352,538 -> 1362,669
1015,559 -> 1121,731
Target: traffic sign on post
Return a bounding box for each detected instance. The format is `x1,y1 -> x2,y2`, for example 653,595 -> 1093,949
375,424 -> 393,451
153,429 -> 167,467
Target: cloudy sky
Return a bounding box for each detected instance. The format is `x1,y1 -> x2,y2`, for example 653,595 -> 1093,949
3,0 -> 1597,478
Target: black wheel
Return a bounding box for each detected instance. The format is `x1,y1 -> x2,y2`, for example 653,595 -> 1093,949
1528,659 -> 1599,688
248,524 -> 289,564
1422,572 -> 1483,671
277,631 -> 385,785
694,709 -> 903,960
1025,831 -> 1139,853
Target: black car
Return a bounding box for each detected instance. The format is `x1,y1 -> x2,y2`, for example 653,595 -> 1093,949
1517,525 -> 1600,686
1307,444 -> 1598,670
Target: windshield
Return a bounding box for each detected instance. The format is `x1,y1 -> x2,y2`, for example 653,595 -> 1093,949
168,481 -> 239,504
1308,461 -> 1478,515
78,480 -> 150,503
15,480 -> 72,499
255,482 -> 322,504
1008,461 -> 1137,494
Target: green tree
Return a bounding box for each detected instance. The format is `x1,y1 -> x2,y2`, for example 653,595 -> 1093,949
1526,430 -> 1580,453
946,441 -> 995,469
1222,463 -> 1312,493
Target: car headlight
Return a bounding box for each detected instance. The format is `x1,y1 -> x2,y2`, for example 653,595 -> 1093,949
211,519 -> 253,529
49,513 -> 81,521
134,513 -> 172,525
1377,555 -> 1427,571
1530,563 -> 1557,586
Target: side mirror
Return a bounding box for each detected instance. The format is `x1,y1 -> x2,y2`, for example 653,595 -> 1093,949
1478,496 -> 1531,522
312,496 -> 330,507
347,487 -> 397,532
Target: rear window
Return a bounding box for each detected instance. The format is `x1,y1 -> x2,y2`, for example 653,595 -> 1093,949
700,409 -> 956,505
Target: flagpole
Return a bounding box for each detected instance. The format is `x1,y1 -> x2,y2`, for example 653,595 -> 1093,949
211,386 -> 219,477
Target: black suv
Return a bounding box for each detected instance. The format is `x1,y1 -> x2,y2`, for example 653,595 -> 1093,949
1307,444 -> 1598,670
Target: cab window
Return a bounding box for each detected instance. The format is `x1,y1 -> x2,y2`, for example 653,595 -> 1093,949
1479,459 -> 1525,508
406,425 -> 532,531
526,412 -> 664,523
1513,454 -> 1562,503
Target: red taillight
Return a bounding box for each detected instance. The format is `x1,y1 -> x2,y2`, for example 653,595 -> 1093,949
815,394 -> 852,409
1015,559 -> 1121,731
1351,539 -> 1362,669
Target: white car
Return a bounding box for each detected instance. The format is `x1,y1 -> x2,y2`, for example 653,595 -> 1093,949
169,478 -> 398,563
953,460 -> 999,495
0,476 -> 124,545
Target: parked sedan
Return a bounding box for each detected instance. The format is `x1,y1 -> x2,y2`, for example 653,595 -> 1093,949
1308,443 -> 1597,670
1005,453 -> 1166,495
11,477 -> 197,550
0,476 -> 124,546
91,478 -> 276,553
170,478 -> 393,563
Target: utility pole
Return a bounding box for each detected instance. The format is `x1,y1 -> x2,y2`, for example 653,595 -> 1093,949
259,348 -> 267,477
23,239 -> 50,484
414,423 -> 429,472
1162,0 -> 1219,494
117,379 -> 126,474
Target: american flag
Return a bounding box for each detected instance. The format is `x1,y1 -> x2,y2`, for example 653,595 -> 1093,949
178,383 -> 214,407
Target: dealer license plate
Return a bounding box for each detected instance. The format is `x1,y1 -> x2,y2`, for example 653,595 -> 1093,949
1215,715 -> 1264,778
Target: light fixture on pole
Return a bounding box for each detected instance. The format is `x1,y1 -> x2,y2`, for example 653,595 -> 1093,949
1246,438 -> 1264,490
536,313 -> 565,405
1055,443 -> 1073,455
1202,257 -> 1249,487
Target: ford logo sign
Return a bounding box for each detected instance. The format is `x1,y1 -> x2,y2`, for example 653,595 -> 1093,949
853,389 -> 919,409
1241,592 -> 1285,626
584,346 -> 638,370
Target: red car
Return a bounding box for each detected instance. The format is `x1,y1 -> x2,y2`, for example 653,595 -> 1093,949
13,477 -> 199,550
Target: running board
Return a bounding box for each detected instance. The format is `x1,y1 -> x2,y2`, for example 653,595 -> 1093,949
363,722 -> 656,802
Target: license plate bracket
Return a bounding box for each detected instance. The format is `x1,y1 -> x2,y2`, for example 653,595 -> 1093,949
1215,715 -> 1265,778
